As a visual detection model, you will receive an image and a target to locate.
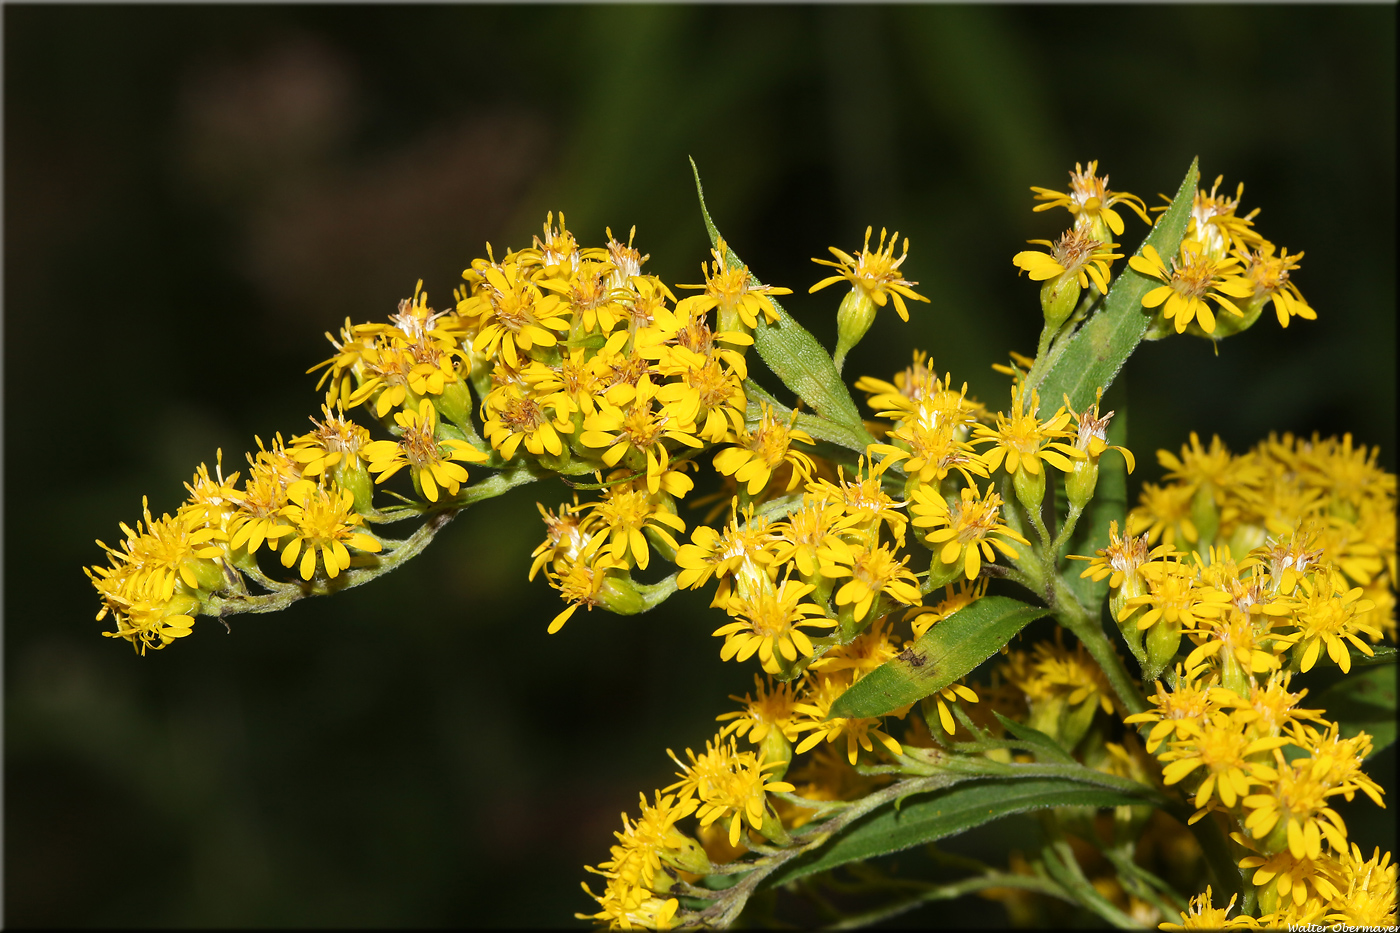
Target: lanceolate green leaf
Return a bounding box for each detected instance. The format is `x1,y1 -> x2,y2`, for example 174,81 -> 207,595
830,596 -> 1049,720
764,777 -> 1149,888
1315,666 -> 1396,758
1033,157 -> 1200,419
691,158 -> 875,451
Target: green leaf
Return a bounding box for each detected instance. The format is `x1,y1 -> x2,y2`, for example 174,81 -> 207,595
1349,645 -> 1397,667
1315,665 -> 1396,758
1033,157 -> 1200,419
1062,379 -> 1129,611
764,777 -> 1149,888
691,158 -> 875,451
830,596 -> 1049,720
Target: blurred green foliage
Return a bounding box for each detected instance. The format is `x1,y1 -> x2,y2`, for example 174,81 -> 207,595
6,5 -> 1393,926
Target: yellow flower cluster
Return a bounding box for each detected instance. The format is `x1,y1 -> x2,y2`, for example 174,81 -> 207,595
1125,431 -> 1395,648
580,617 -> 986,925
1070,432 -> 1398,928
86,425 -> 386,652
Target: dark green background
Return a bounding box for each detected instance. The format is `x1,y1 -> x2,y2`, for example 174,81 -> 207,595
6,5 -> 1394,927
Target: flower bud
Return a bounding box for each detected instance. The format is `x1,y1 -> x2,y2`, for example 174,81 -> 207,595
658,832 -> 713,877
597,572 -> 648,615
1207,293 -> 1266,339
1065,457 -> 1099,513
1039,275 -> 1081,333
434,379 -> 476,433
832,287 -> 877,372
759,729 -> 793,783
1143,618 -> 1181,682
188,556 -> 226,592
1012,466 -> 1046,516
333,456 -> 376,514
1220,651 -> 1252,698
926,549 -> 967,593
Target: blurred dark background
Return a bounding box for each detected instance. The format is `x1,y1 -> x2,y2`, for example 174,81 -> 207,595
5,5 -> 1394,927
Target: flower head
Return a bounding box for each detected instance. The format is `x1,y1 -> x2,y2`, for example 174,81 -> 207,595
1130,240 -> 1255,336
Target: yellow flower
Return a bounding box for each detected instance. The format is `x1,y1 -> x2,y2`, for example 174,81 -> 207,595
868,377 -> 987,487
910,482 -> 1028,580
1070,520 -> 1155,590
677,240 -> 792,331
1329,845 -> 1396,927
674,503 -> 780,591
1240,242 -> 1316,328
1030,160 -> 1151,239
579,378 -> 703,495
1158,710 -> 1290,810
288,404 -> 371,478
481,381 -> 574,462
805,457 -> 908,546
713,577 -> 834,673
1124,669 -> 1215,754
809,226 -> 930,323
461,259 -> 571,369
1158,886 -> 1258,930
278,481 -> 382,581
666,735 -> 795,847
1120,558 -> 1231,633
1290,568 -> 1380,673
582,476 -> 687,572
717,675 -> 803,744
1129,240 -> 1255,335
1182,174 -> 1264,260
770,501 -> 846,579
972,385 -> 1079,478
530,498 -> 597,581
817,537 -> 922,623
1012,228 -> 1121,293
792,672 -> 904,765
228,461 -> 297,555
545,552 -> 628,634
1241,751 -> 1349,860
712,404 -> 815,496
361,399 -> 488,502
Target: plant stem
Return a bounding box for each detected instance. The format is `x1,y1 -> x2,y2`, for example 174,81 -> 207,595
823,872 -> 1073,930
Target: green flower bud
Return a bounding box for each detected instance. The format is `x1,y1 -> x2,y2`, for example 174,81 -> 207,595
1207,293 -> 1266,339
759,729 -> 793,783
832,288 -> 877,373
188,556 -> 226,592
1039,275 -> 1081,333
1064,457 -> 1099,513
758,805 -> 792,847
1143,618 -> 1181,682
1220,650 -> 1252,698
659,832 -> 712,877
1012,466 -> 1046,515
926,548 -> 967,593
598,573 -> 648,615
434,380 -> 476,433
333,456 -> 376,514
